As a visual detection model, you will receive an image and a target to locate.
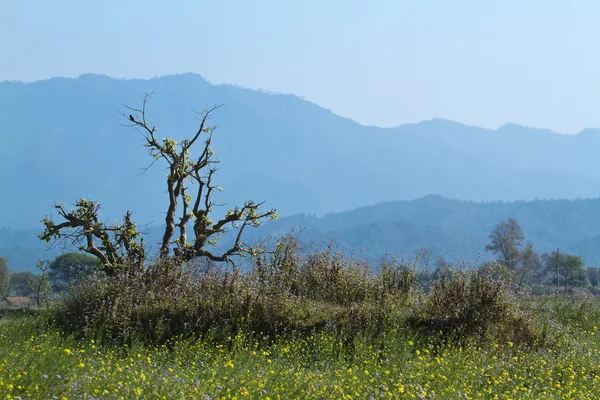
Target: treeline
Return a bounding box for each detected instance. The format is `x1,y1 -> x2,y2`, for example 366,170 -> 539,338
415,217 -> 597,295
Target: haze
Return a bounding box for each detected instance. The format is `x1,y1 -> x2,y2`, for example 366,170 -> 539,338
3,0 -> 600,133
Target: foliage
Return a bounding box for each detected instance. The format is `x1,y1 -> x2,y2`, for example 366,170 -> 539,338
9,271 -> 35,297
477,260 -> 513,282
484,218 -> 545,287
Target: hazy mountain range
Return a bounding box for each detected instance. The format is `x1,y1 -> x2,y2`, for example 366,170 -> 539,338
3,73 -> 600,229
3,73 -> 600,271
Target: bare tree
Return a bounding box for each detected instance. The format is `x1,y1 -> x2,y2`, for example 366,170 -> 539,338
415,247 -> 435,273
40,94 -> 277,276
29,260 -> 51,307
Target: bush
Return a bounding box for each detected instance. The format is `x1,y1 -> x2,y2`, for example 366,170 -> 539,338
50,233 -> 545,347
406,269 -> 545,346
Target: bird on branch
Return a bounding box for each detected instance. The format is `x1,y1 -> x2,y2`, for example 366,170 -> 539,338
129,114 -> 135,122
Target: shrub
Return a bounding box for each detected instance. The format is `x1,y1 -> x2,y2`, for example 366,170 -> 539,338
406,269 -> 545,346
50,232 -> 545,347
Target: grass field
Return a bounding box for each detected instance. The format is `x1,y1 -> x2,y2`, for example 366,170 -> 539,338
2,298 -> 600,399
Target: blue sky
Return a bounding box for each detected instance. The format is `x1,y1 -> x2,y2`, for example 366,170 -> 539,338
2,0 -> 600,133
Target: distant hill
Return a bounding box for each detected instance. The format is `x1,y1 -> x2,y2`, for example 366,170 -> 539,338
237,195 -> 600,266
5,196 -> 600,272
2,74 -> 600,232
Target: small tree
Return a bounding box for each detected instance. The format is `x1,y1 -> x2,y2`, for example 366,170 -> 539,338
543,251 -> 587,292
49,252 -> 100,293
29,260 -> 51,307
485,218 -> 524,272
40,94 -> 276,275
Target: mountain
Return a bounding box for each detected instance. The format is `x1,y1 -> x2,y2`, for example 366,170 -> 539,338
5,195 -> 600,272
2,73 -> 600,233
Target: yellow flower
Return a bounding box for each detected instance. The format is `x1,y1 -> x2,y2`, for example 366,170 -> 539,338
64,349 -> 71,355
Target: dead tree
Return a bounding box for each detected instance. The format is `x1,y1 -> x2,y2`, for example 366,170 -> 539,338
40,93 -> 277,276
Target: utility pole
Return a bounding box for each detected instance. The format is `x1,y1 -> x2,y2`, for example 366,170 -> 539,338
556,248 -> 560,298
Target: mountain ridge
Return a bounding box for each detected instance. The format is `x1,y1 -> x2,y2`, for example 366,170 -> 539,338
5,195 -> 600,272
7,73 -> 600,134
